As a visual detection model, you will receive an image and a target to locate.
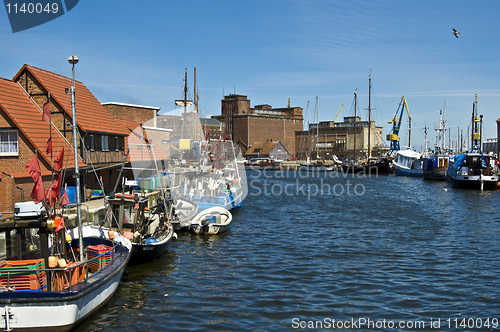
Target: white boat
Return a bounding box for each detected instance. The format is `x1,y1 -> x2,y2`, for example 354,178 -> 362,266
189,206 -> 232,235
392,149 -> 423,177
0,218 -> 131,331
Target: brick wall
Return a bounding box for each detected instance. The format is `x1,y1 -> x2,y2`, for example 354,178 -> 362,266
0,107 -> 55,216
103,104 -> 156,125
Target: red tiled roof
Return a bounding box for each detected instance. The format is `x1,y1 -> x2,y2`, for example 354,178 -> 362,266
244,141 -> 280,155
13,65 -> 129,136
0,78 -> 85,170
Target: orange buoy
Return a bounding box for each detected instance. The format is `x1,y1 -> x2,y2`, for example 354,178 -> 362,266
497,181 -> 500,189
54,216 -> 61,229
108,230 -> 115,239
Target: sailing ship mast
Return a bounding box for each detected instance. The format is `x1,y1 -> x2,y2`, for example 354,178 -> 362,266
353,88 -> 357,160
367,71 -> 371,159
315,96 -> 319,160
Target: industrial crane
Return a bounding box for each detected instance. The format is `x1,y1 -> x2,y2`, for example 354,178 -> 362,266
387,96 -> 411,156
333,103 -> 344,123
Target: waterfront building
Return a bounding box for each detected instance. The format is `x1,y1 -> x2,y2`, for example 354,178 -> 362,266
212,94 -> 303,155
244,141 -> 291,161
295,116 -> 386,160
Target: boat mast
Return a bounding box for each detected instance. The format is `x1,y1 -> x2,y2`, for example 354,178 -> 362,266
315,96 -> 319,159
472,94 -> 480,152
306,101 -> 310,161
368,70 -> 371,159
354,88 -> 357,160
68,55 -> 83,262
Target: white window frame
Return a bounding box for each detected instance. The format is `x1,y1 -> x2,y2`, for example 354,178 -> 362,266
89,134 -> 95,151
115,136 -> 119,151
0,129 -> 19,156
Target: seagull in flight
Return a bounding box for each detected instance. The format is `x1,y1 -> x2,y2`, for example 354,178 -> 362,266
452,28 -> 460,38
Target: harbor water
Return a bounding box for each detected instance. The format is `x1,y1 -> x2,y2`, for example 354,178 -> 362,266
77,170 -> 500,331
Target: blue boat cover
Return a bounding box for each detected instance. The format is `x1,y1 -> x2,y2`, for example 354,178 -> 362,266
481,154 -> 488,169
452,154 -> 466,171
423,157 -> 437,171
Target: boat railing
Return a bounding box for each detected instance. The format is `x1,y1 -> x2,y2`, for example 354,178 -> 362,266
0,241 -> 126,292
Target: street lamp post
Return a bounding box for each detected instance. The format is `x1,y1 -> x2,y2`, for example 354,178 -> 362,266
68,55 -> 83,262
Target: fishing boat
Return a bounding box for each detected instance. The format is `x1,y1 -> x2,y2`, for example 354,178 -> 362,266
447,153 -> 497,189
108,194 -> 175,264
423,155 -> 449,180
447,94 -> 498,190
189,206 -> 232,235
0,213 -> 131,331
447,95 -> 498,190
392,149 -> 423,177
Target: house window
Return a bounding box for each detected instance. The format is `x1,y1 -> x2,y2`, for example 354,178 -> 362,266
102,136 -> 109,152
89,134 -> 95,151
0,130 -> 18,156
115,137 -> 119,151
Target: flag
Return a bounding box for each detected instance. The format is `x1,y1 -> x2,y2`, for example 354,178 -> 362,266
53,147 -> 64,171
42,101 -> 51,121
61,190 -> 69,206
31,177 -> 44,204
46,173 -> 62,206
26,153 -> 41,183
45,136 -> 52,155
55,217 -> 66,233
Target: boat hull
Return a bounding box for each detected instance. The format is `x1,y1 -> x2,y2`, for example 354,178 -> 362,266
189,206 -> 232,235
448,175 -> 498,190
129,232 -> 172,264
393,164 -> 423,177
423,167 -> 447,180
190,223 -> 229,235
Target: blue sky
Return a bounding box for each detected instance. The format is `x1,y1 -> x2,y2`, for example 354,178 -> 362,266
2,0 -> 500,152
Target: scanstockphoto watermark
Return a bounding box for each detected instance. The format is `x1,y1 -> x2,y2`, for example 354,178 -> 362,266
247,167 -> 378,199
248,166 -> 381,180
250,179 -> 366,199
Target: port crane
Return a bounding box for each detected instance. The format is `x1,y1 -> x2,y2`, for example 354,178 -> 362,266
387,96 -> 411,156
333,103 -> 344,123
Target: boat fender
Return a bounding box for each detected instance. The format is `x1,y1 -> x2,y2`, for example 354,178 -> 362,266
497,181 -> 500,189
48,256 -> 58,268
47,219 -> 55,230
65,234 -> 72,243
57,259 -> 67,268
173,233 -> 178,240
108,230 -> 115,240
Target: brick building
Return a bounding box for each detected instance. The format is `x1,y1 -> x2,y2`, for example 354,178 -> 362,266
212,94 -> 303,155
0,77 -> 85,216
200,118 -> 223,140
296,116 -> 385,160
102,102 -> 160,128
